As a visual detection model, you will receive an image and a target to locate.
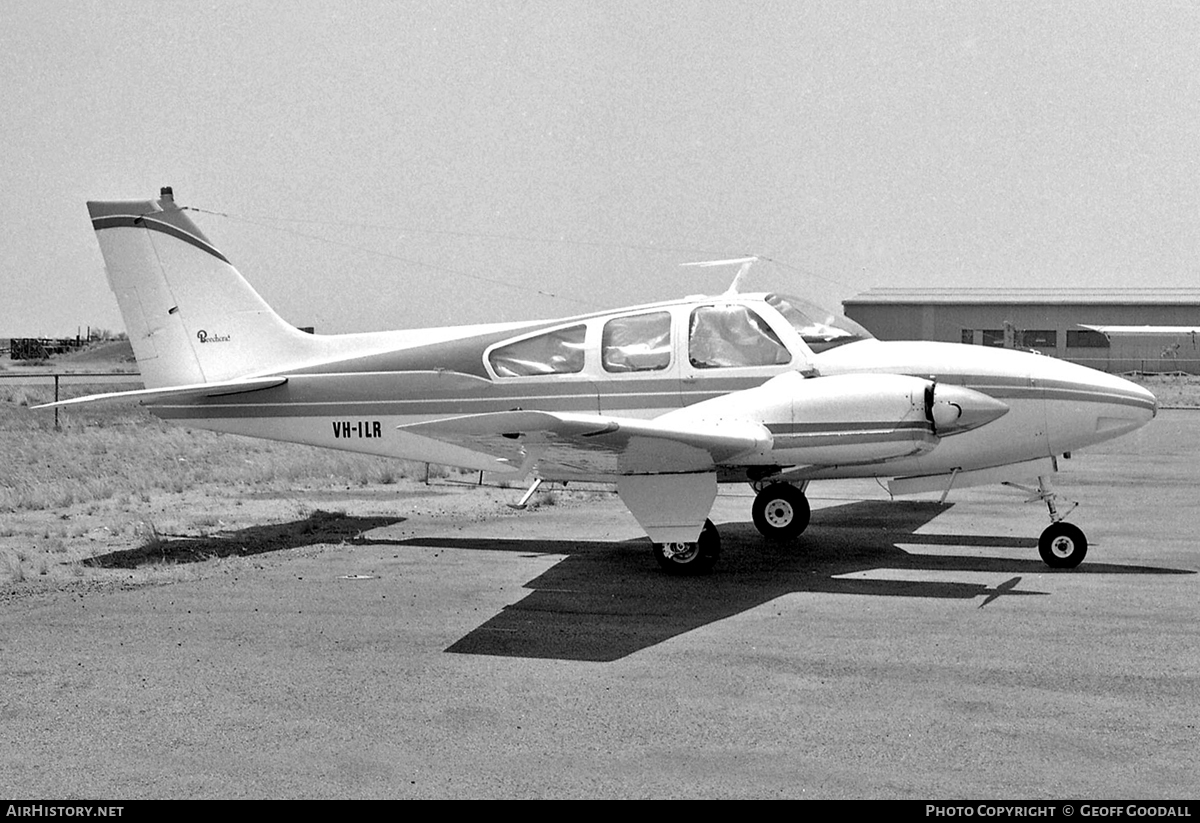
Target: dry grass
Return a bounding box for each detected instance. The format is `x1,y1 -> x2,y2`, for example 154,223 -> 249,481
2,552 -> 27,583
0,382 -> 430,513
1133,373 -> 1200,408
0,379 -> 470,591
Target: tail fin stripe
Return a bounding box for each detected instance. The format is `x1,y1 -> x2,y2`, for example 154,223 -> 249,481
92,215 -> 229,263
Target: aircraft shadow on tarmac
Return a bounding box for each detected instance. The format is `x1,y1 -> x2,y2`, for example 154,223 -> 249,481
371,500 -> 1194,663
86,510 -> 404,568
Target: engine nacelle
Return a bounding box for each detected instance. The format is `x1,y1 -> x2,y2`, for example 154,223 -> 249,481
660,371 -> 1008,467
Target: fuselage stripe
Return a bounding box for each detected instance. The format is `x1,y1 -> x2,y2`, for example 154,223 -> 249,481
143,379 -> 1152,420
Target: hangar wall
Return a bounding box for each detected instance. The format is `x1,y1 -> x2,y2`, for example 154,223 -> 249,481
842,288 -> 1200,374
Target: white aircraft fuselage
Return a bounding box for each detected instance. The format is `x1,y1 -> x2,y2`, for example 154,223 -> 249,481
49,189 -> 1157,574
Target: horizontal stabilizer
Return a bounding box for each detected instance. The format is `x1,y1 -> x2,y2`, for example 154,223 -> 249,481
32,377 -> 288,410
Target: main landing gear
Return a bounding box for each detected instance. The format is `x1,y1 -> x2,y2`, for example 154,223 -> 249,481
652,519 -> 721,575
1005,474 -> 1088,569
652,482 -> 810,574
751,482 -> 811,542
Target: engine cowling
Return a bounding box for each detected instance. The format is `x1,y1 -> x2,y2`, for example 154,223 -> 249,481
660,371 -> 1008,467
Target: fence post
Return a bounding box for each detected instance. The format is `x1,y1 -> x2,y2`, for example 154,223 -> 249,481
54,374 -> 60,432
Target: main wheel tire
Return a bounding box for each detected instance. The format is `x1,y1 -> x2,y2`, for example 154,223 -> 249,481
653,519 -> 720,575
752,483 -> 811,541
1038,522 -> 1088,569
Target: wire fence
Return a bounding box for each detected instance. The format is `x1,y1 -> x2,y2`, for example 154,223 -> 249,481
0,371 -> 142,430
1065,356 -> 1200,375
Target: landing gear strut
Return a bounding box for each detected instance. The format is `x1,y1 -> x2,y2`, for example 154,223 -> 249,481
751,482 -> 811,542
1006,474 -> 1088,569
652,519 -> 721,575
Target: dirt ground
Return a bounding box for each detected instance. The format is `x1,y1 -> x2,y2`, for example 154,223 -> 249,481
0,476 -> 547,600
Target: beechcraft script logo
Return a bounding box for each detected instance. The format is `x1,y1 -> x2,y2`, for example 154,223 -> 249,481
196,330 -> 231,344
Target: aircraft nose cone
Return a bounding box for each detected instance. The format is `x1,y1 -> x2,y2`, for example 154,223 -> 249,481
1077,367 -> 1156,416
1093,372 -> 1157,433
930,384 -> 1010,435
1127,378 -> 1158,418
1036,360 -> 1158,453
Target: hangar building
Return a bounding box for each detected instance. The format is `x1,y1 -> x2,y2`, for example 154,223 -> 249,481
842,288 -> 1200,374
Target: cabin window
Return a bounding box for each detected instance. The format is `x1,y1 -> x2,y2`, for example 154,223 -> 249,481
602,312 -> 672,373
688,305 -> 791,369
489,324 -> 586,376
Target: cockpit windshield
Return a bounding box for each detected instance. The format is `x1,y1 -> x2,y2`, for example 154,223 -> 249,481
765,293 -> 873,353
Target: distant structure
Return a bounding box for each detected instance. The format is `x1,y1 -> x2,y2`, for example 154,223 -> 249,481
7,336 -> 90,361
843,288 -> 1200,374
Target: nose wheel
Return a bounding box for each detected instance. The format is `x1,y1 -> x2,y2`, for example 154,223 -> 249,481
1039,521 -> 1088,569
751,482 -> 811,542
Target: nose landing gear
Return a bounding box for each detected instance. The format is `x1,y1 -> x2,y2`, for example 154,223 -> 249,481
1005,474 -> 1088,569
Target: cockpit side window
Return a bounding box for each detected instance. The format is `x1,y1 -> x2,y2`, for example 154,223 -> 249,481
688,305 -> 791,369
602,311 -> 672,373
489,324 -> 587,377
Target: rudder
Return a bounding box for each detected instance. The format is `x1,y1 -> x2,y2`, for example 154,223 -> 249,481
88,188 -> 324,388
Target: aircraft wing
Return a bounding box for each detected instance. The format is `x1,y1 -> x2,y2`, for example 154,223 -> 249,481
31,376 -> 289,409
399,410 -> 772,477
1080,324 -> 1200,335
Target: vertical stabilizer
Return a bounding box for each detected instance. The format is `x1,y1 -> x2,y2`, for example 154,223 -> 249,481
87,188 -> 325,388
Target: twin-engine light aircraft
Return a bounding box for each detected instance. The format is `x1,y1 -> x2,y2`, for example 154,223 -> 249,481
44,188 -> 1158,574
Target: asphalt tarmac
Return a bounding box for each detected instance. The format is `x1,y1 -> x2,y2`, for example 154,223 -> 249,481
2,410 -> 1197,799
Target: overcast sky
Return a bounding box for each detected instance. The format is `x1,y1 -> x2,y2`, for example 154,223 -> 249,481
2,1 -> 1198,336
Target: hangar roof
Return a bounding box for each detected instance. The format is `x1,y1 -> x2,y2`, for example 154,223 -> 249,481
844,288 -> 1200,306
